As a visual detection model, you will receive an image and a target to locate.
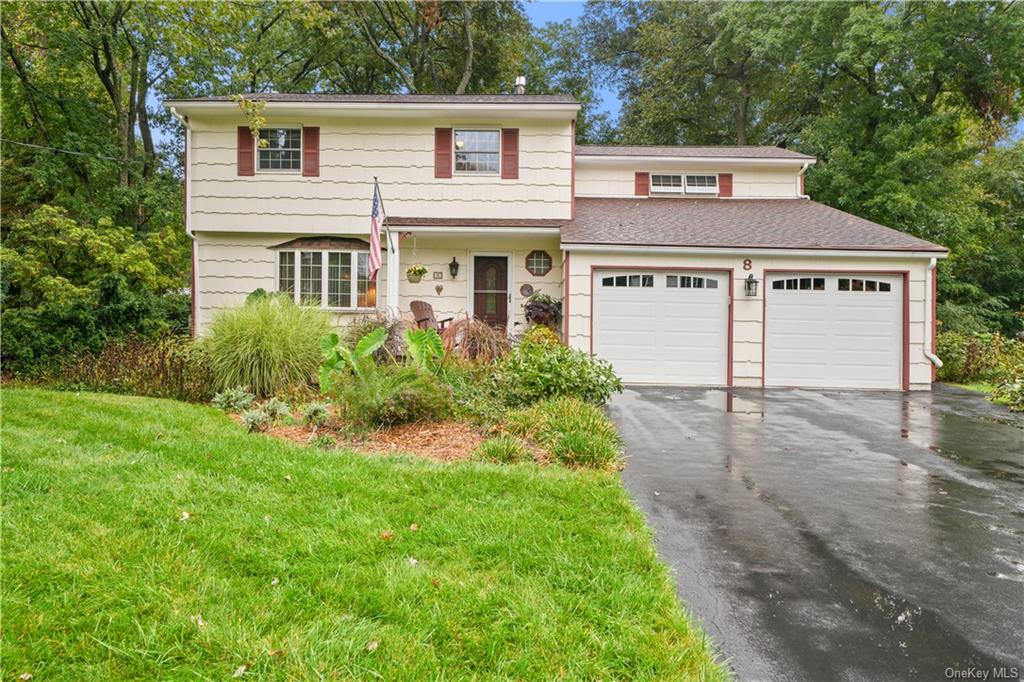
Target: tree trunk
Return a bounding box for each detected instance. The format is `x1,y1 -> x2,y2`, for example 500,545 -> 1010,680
735,81 -> 750,145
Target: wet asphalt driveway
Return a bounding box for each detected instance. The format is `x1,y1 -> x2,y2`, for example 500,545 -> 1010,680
610,385 -> 1024,681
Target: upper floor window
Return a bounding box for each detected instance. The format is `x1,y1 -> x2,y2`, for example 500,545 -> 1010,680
258,128 -> 301,171
651,174 -> 684,193
278,249 -> 376,309
454,129 -> 500,173
685,175 -> 718,194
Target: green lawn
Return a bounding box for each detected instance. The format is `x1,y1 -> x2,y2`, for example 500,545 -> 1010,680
945,381 -> 997,394
1,389 -> 727,680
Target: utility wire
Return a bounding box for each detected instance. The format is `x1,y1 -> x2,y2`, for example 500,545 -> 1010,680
0,138 -> 150,164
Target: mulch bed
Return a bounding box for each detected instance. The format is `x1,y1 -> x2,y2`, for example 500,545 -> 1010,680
236,415 -> 488,462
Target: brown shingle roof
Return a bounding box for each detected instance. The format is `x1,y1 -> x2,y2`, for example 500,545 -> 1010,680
561,198 -> 946,252
576,145 -> 814,160
164,93 -> 578,105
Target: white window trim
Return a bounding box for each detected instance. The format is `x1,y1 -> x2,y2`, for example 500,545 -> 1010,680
685,174 -> 719,194
278,249 -> 377,311
256,126 -> 302,174
649,173 -> 684,194
453,128 -> 501,176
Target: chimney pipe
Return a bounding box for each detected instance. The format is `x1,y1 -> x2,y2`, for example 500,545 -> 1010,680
513,75 -> 526,95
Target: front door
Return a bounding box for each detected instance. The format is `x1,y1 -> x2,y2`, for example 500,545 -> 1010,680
473,256 -> 509,329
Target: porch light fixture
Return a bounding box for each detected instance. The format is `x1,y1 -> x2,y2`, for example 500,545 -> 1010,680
744,273 -> 759,297
448,257 -> 460,279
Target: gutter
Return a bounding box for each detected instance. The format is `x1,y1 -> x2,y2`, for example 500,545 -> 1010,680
924,257 -> 943,369
798,162 -> 811,199
169,107 -> 198,336
560,243 -> 949,260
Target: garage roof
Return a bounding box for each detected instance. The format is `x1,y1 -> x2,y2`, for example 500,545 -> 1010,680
561,198 -> 947,253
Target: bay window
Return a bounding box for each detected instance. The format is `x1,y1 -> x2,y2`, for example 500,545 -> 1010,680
278,249 -> 376,309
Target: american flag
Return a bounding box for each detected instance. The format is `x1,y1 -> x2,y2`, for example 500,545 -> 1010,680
368,182 -> 383,281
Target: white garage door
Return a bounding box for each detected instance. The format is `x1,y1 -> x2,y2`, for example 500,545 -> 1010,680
765,273 -> 902,389
593,270 -> 729,385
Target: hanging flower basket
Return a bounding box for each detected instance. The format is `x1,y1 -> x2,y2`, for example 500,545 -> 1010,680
406,264 -> 427,283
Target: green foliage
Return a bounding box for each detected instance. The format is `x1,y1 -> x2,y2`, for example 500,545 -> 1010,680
404,327 -> 445,373
212,387 -> 255,413
300,401 -> 331,427
331,364 -> 452,431
521,324 -> 563,347
936,332 -> 1024,384
340,314 -> 405,364
52,335 -> 213,403
523,293 -> 562,327
505,397 -> 622,470
319,326 -> 389,391
474,435 -> 531,464
242,407 -> 270,433
496,343 -> 623,407
437,361 -> 508,426
202,296 -> 329,397
263,397 -> 292,423
991,378 -> 1024,412
309,434 -> 337,449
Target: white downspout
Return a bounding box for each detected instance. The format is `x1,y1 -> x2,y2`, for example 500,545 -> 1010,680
924,257 -> 943,369
797,162 -> 811,199
169,107 -> 199,335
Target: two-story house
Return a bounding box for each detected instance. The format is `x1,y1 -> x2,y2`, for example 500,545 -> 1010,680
164,92 -> 946,391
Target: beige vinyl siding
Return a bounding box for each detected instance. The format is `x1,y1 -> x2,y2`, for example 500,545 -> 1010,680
574,163 -> 801,198
188,117 -> 572,232
566,251 -> 934,390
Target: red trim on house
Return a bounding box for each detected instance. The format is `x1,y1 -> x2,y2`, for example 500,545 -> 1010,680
501,128 -> 519,179
563,251 -> 570,343
761,269 -> 912,391
184,122 -> 195,337
570,119 -> 576,220
434,128 -> 453,178
588,265 -> 734,387
718,173 -> 733,198
634,172 -> 649,196
301,126 -> 320,177
931,266 -> 937,381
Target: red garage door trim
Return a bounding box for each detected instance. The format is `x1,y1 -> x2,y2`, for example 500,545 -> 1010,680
589,265 -> 734,387
761,269 -> 910,391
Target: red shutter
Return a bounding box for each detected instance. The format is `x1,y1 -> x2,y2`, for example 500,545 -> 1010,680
718,173 -> 733,197
237,126 -> 254,176
501,128 -> 519,179
434,128 -> 452,178
635,172 -> 649,196
302,126 -> 319,177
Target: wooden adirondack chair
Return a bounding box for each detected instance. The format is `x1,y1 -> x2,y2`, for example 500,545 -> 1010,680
410,300 -> 453,331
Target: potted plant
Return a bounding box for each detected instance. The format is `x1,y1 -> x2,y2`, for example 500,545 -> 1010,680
523,292 -> 562,327
406,264 -> 428,283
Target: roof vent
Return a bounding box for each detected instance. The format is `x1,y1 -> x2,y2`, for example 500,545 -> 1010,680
513,75 -> 526,95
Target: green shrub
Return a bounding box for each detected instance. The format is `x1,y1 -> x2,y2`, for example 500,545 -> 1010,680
504,397 -> 622,470
212,387 -> 255,413
331,364 -> 451,430
242,407 -> 270,433
437,360 -> 507,426
495,343 -> 622,406
52,334 -> 212,403
474,435 -> 530,464
992,377 -> 1024,412
341,313 -> 404,364
263,396 -> 291,423
309,434 -> 337,449
936,332 -> 1024,383
521,324 -> 563,347
202,296 -> 330,397
300,401 -> 331,427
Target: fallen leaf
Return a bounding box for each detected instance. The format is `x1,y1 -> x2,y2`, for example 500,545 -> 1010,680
232,662 -> 252,678
431,578 -> 440,588
408,557 -> 418,566
409,523 -> 419,532
366,640 -> 379,652
284,474 -> 292,482
268,649 -> 284,658
56,438 -> 66,445
192,614 -> 207,628
263,514 -> 271,524
939,490 -> 948,495
380,530 -> 395,541
271,577 -> 280,586
17,674 -> 33,681
178,511 -> 192,522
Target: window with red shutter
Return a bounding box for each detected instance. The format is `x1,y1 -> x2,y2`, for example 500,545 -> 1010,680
237,126 -> 254,176
302,127 -> 319,177
718,173 -> 733,197
501,128 -> 519,179
434,128 -> 453,178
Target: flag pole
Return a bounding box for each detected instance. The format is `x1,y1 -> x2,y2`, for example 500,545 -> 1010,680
373,175 -> 395,254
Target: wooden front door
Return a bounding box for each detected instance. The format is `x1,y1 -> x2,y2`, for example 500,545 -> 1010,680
473,256 -> 509,328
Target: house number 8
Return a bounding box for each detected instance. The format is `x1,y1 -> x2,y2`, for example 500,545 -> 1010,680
743,259 -> 752,271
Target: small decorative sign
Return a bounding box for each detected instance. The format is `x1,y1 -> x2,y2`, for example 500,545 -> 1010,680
435,284 -> 444,295
433,271 -> 443,280
519,283 -> 534,297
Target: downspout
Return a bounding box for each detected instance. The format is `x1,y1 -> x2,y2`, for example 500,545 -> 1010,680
169,107 -> 198,336
924,257 -> 942,369
797,162 -> 811,199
